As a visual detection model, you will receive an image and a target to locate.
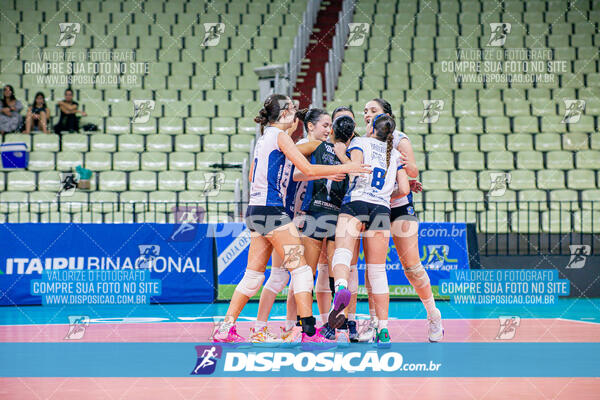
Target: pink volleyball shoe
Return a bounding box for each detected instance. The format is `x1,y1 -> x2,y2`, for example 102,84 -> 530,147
212,325 -> 245,343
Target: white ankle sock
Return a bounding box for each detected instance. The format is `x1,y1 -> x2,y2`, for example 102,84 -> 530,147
285,319 -> 296,331
378,319 -> 388,330
320,313 -> 328,325
335,278 -> 348,292
348,313 -> 356,321
254,320 -> 267,330
369,309 -> 377,319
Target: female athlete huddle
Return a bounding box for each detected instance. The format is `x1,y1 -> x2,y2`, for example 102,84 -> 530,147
212,94 -> 443,345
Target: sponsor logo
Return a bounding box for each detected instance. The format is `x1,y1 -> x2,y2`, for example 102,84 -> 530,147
420,245 -> 458,271
169,206 -> 205,242
420,100 -> 444,123
488,172 -> 511,197
136,245 -> 160,269
202,23 -> 225,47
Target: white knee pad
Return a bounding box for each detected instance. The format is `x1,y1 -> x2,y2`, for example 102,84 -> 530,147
234,269 -> 265,297
404,263 -> 430,289
315,263 -> 330,293
332,248 -> 353,269
290,265 -> 314,294
367,264 -> 389,294
348,264 -> 358,294
263,267 -> 290,294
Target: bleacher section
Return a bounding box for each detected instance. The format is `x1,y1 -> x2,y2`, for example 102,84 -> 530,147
329,0 -> 599,232
0,0 -> 307,223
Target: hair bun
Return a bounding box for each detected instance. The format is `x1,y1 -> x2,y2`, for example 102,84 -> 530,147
254,108 -> 269,125
295,108 -> 309,122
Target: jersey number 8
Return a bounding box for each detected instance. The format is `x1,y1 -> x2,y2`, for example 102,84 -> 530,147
371,167 -> 386,190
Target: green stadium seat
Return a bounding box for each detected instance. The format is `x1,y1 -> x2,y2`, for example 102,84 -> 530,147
158,171 -> 186,191
106,117 -> 131,134
450,171 -> 477,191
425,135 -> 450,151
576,151 -> 600,169
56,152 -> 83,171
33,134 -> 59,152
541,210 -> 572,233
535,133 -> 561,151
507,134 -> 533,151
118,135 -> 144,152
112,152 -> 139,171
449,210 -> 477,223
573,211 -> 600,233
85,152 -> 112,171
169,152 -> 195,171
537,170 -> 566,189
7,212 -> 39,223
175,135 -> 201,152
146,135 -> 173,152
455,190 -> 485,211
479,210 -> 509,233
224,152 -> 248,167
513,116 -> 539,133
129,171 -> 157,192
516,151 -> 543,170
509,170 -> 536,190
487,151 -> 514,170
120,191 -> 148,212
27,152 -> 55,171
231,135 -> 254,152
204,135 -> 229,152
485,117 -> 510,134
90,192 -> 118,213
567,170 -> 596,190
132,120 -> 157,134
59,192 -> 89,213
90,134 -> 117,152
458,151 -> 484,170
540,115 -> 565,133
511,211 -> 541,233
196,153 -> 222,170
546,150 -> 573,169
99,171 -> 127,191
549,189 -> 579,210
7,171 -> 35,192
61,134 -> 88,152
562,133 -> 589,151
488,189 -> 518,211
29,192 -> 58,213
212,117 -> 236,134
148,191 -> 177,212
457,117 -> 483,134
518,189 -> 548,210
421,171 -> 448,190
159,118 -> 184,134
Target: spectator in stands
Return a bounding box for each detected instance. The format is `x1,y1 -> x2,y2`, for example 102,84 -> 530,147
54,88 -> 86,134
0,84 -> 24,134
23,92 -> 51,134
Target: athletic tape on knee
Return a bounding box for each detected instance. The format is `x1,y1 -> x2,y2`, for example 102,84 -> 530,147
290,265 -> 314,294
315,263 -> 330,293
263,267 -> 290,294
348,264 -> 358,294
332,248 -> 353,269
234,269 -> 265,297
404,263 -> 430,289
367,264 -> 389,294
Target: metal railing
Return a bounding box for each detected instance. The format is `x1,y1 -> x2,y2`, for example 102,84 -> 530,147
1,201 -> 597,255
287,0 -> 321,97
322,0 -> 356,104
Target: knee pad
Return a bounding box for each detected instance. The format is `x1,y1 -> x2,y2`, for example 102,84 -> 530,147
348,264 -> 358,294
263,267 -> 290,294
404,263 -> 430,289
332,248 -> 353,269
290,265 -> 314,294
315,263 -> 331,293
235,269 -> 265,297
367,264 -> 389,294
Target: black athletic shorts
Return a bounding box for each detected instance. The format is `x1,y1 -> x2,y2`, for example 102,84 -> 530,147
339,201 -> 391,231
390,201 -> 419,223
245,205 -> 292,235
300,211 -> 338,242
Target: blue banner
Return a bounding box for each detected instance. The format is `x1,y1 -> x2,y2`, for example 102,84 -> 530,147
0,342 -> 597,377
215,222 -> 471,298
0,224 -> 215,305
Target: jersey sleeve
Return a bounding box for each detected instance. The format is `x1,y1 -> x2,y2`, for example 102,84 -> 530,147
347,136 -> 363,154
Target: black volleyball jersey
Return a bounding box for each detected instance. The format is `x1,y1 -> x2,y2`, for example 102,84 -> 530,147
301,141 -> 349,214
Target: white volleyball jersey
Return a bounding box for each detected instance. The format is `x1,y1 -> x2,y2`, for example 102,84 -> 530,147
390,129 -> 412,208
249,126 -> 287,207
342,136 -> 403,208
280,137 -> 309,216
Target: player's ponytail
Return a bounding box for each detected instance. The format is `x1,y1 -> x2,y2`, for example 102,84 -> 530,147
296,108 -> 328,134
254,93 -> 291,134
372,114 -> 396,168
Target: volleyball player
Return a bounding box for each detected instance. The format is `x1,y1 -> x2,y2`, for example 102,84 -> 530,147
330,114 -> 410,345
362,98 -> 443,342
251,108 -> 334,343
212,94 -> 369,343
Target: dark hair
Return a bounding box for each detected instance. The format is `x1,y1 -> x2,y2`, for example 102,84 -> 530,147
2,84 -> 16,103
332,115 -> 355,143
64,88 -> 73,95
296,108 -> 328,133
254,94 -> 291,134
31,92 -> 47,109
332,106 -> 354,120
372,114 -> 396,168
372,98 -> 394,118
